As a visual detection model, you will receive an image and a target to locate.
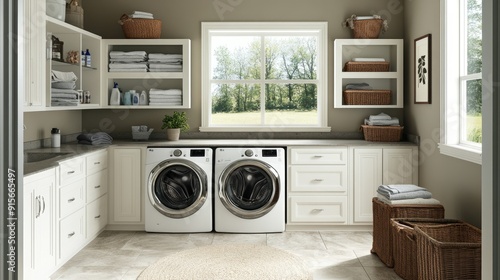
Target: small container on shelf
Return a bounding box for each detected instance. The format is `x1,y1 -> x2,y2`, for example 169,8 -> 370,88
343,61 -> 390,72
132,125 -> 153,141
343,90 -> 391,105
361,125 -> 403,142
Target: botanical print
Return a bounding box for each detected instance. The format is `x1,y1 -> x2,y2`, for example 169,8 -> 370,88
417,54 -> 427,87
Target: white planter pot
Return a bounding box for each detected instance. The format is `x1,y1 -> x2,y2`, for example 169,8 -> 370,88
166,128 -> 180,141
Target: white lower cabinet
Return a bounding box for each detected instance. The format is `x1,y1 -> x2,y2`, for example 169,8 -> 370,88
287,146 -> 349,226
22,168 -> 57,280
86,194 -> 108,238
109,147 -> 143,228
351,147 -> 418,224
59,208 -> 85,261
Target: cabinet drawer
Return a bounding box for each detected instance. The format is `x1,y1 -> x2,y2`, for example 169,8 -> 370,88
289,196 -> 347,223
59,179 -> 85,219
86,194 -> 108,238
59,157 -> 85,185
59,208 -> 85,261
290,148 -> 347,165
86,150 -> 108,175
86,170 -> 108,203
290,165 -> 347,193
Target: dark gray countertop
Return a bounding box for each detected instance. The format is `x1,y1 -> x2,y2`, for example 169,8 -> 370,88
24,139 -> 417,176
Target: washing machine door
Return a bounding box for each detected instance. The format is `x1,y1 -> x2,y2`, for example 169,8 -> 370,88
219,159 -> 280,219
148,159 -> 208,219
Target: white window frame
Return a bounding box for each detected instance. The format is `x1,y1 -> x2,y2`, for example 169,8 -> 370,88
439,0 -> 482,164
200,22 -> 329,132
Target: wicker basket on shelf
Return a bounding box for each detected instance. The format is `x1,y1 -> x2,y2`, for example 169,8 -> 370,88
415,223 -> 481,280
119,14 -> 161,39
343,90 -> 391,105
361,125 -> 403,142
352,19 -> 384,38
343,61 -> 390,72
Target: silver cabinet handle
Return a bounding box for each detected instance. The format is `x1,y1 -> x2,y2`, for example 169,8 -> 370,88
68,198 -> 76,202
94,185 -> 101,189
312,209 -> 324,213
67,170 -> 75,174
41,196 -> 46,214
35,196 -> 41,218
313,179 -> 324,182
94,215 -> 101,219
313,155 -> 323,158
68,232 -> 75,238
94,161 -> 100,165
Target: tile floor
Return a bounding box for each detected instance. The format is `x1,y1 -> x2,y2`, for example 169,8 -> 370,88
50,230 -> 402,280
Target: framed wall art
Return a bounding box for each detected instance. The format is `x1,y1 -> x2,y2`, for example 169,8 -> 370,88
414,34 -> 432,104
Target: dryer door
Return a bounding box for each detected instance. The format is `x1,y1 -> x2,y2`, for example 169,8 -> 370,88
218,159 -> 280,219
148,159 -> 208,218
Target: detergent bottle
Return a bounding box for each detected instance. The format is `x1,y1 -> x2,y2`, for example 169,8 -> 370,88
110,82 -> 121,105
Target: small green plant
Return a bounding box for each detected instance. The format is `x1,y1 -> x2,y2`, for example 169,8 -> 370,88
467,127 -> 482,143
161,111 -> 189,131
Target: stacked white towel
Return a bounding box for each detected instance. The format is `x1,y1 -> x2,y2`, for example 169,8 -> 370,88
51,70 -> 79,106
109,51 -> 148,72
128,11 -> 154,19
364,112 -> 400,126
148,53 -> 183,72
149,88 -> 182,106
376,184 -> 440,205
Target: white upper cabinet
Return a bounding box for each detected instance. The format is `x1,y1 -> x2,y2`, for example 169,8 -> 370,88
101,39 -> 191,109
334,39 -> 404,108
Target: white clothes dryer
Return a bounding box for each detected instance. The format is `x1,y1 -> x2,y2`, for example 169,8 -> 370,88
145,147 -> 213,233
214,147 -> 285,233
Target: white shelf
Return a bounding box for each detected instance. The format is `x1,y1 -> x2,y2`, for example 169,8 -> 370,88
334,39 -> 404,108
102,39 -> 191,109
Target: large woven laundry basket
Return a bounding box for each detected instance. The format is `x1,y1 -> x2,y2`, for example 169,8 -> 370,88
119,14 -> 161,39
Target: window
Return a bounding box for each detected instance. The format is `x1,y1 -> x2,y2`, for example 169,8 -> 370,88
440,0 -> 482,164
201,22 -> 329,132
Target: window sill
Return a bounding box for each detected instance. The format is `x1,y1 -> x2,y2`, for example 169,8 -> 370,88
199,126 -> 332,133
438,143 -> 482,165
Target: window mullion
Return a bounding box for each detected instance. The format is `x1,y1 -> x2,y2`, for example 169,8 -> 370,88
260,36 -> 266,125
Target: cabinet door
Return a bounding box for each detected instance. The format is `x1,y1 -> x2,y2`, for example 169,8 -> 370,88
353,149 -> 382,223
24,0 -> 46,110
23,169 -> 56,279
383,148 -> 417,185
111,148 -> 142,223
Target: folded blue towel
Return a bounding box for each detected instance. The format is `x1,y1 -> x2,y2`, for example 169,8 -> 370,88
377,184 -> 432,200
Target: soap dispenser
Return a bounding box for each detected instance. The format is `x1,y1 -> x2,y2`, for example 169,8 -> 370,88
51,128 -> 61,148
139,90 -> 148,105
110,82 -> 120,105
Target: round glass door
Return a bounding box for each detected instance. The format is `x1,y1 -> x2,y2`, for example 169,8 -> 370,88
148,159 -> 208,218
219,160 -> 280,219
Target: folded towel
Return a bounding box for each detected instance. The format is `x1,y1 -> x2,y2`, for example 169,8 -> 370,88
149,89 -> 182,96
364,118 -> 400,126
377,189 -> 432,200
77,132 -> 113,145
109,51 -> 147,58
149,69 -> 182,72
110,58 -> 147,62
51,88 -> 80,94
355,16 -> 375,20
51,100 -> 79,106
345,83 -> 372,90
378,184 -> 427,194
148,53 -> 182,59
352,57 -> 386,62
109,68 -> 148,72
51,70 -> 78,83
109,62 -> 148,69
51,93 -> 78,99
131,11 -> 153,17
149,64 -> 182,69
149,102 -> 182,106
369,112 -> 392,121
128,14 -> 154,19
377,184 -> 432,200
148,59 -> 182,64
376,194 -> 441,205
51,81 -> 76,89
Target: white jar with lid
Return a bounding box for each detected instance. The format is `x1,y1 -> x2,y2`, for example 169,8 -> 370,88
51,128 -> 61,147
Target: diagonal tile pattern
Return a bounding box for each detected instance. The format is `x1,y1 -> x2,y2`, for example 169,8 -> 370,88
51,230 -> 402,280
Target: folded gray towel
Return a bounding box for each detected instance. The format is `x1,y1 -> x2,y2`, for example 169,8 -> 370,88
77,132 -> 113,145
346,83 -> 372,90
377,189 -> 432,200
369,113 -> 392,121
378,184 -> 427,194
364,118 -> 400,126
377,184 -> 432,200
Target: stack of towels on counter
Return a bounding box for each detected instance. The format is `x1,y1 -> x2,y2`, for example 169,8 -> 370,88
149,88 -> 182,106
109,51 -> 148,72
127,11 -> 154,19
377,184 -> 441,205
345,82 -> 372,90
51,70 -> 79,106
148,53 -> 182,72
77,132 -> 113,145
364,112 -> 400,126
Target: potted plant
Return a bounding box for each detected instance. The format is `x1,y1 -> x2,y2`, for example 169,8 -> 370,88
161,111 -> 189,141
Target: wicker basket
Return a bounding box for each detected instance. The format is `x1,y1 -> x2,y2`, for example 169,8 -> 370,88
391,218 -> 463,280
351,19 -> 384,39
371,198 -> 445,267
343,61 -> 390,72
119,15 -> 161,39
343,90 -> 391,105
361,125 -> 403,142
415,223 -> 481,280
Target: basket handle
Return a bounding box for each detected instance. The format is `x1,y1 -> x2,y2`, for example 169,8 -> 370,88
118,14 -> 132,26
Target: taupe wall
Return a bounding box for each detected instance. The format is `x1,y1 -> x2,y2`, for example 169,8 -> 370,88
403,0 -> 481,226
24,111 -> 82,142
80,0 -> 406,135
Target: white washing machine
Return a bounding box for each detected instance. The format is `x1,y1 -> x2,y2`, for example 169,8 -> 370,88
145,147 -> 213,233
214,147 -> 285,233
